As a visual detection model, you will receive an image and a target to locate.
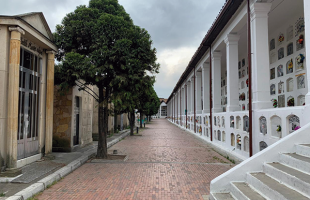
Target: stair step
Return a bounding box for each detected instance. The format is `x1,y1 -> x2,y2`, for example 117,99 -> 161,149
279,153 -> 310,174
248,172 -> 310,200
264,162 -> 310,197
231,182 -> 266,200
295,144 -> 310,157
211,193 -> 235,200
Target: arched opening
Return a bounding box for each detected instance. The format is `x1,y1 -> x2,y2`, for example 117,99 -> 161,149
236,134 -> 241,150
287,115 -> 300,134
259,141 -> 268,151
230,116 -> 234,128
271,115 -> 282,138
231,133 -> 235,146
236,116 -> 241,130
222,131 -> 226,142
243,116 -> 249,132
259,116 -> 267,135
244,136 -> 249,152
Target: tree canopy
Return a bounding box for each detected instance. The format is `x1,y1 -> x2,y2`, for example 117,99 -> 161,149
54,0 -> 159,158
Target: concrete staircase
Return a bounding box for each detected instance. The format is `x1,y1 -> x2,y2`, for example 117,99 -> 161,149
210,144 -> 310,200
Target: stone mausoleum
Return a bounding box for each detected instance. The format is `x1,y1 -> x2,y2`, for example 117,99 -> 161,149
0,13 -> 57,171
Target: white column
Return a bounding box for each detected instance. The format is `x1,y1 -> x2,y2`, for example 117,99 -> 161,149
202,62 -> 210,113
304,0 -> 310,105
186,83 -> 189,115
187,80 -> 192,114
191,77 -> 195,115
212,51 -> 222,113
196,71 -> 202,114
251,3 -> 272,110
181,87 -> 184,115
225,34 -> 240,112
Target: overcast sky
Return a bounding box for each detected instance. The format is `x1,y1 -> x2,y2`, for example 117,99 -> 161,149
1,0 -> 226,98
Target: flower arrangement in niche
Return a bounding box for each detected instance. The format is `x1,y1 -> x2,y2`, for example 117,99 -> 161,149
277,125 -> 281,132
296,54 -> 305,65
298,35 -> 304,45
237,137 -> 241,145
239,93 -> 245,101
271,99 -> 278,108
294,126 -> 301,131
199,126 -> 202,134
287,98 -> 295,107
278,34 -> 285,43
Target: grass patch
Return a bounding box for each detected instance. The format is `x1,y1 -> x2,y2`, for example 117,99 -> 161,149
225,156 -> 235,164
0,193 -> 5,197
46,180 -> 58,189
213,156 -> 227,163
107,132 -> 114,138
27,194 -> 41,200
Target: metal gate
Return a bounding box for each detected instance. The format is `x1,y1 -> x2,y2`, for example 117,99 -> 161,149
17,49 -> 41,160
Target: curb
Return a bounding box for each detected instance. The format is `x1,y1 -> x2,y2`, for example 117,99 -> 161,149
6,130 -> 130,200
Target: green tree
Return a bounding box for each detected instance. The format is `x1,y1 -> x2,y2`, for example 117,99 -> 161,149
54,0 -> 159,158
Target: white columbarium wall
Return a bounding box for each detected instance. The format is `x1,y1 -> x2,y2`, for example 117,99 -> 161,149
268,14 -> 307,108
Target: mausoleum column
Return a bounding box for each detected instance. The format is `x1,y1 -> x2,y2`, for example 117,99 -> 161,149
191,77 -> 195,115
304,0 -> 310,105
202,62 -> 210,113
7,26 -> 25,169
45,51 -> 56,154
181,87 -> 184,116
196,71 -> 202,114
212,51 -> 222,113
186,82 -> 190,115
187,80 -> 191,115
251,2 -> 272,110
225,34 -> 240,112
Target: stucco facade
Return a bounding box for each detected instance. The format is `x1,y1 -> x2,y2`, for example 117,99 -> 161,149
0,12 -> 57,171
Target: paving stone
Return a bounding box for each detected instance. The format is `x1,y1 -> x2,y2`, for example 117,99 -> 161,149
37,119 -> 233,200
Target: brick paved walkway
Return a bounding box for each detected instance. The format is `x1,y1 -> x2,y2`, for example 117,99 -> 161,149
38,119 -> 234,200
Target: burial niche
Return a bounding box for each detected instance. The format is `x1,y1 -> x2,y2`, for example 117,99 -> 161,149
244,136 -> 249,152
270,84 -> 276,95
236,116 -> 241,130
222,131 -> 226,142
288,115 -> 300,133
243,116 -> 249,132
259,116 -> 267,135
298,95 -> 305,106
230,116 -> 234,128
286,78 -> 294,92
231,133 -> 235,146
217,130 -> 221,141
236,134 -> 241,150
221,116 -> 225,128
271,115 -> 282,138
259,141 -> 268,151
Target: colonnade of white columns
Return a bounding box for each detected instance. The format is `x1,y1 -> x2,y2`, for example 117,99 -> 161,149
168,1 -> 310,124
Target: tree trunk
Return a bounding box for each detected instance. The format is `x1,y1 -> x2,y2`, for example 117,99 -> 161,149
128,111 -> 135,136
114,114 -> 117,133
96,86 -> 108,159
140,112 -> 143,128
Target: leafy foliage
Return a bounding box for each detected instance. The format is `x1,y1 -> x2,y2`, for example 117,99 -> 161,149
54,0 -> 159,157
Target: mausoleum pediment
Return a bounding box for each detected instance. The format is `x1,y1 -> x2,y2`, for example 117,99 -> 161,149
14,12 -> 53,41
